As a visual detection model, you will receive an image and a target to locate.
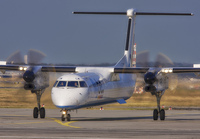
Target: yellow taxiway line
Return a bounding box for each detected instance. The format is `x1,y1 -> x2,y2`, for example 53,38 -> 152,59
51,118 -> 80,128
0,114 -> 80,128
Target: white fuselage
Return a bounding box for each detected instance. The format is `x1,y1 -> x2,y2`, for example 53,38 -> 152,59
51,67 -> 136,110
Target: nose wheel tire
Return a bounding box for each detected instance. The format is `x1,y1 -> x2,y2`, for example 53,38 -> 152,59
67,114 -> 71,121
61,114 -> 71,121
61,114 -> 65,121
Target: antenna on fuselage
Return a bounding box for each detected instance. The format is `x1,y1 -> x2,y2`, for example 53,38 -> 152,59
73,9 -> 193,67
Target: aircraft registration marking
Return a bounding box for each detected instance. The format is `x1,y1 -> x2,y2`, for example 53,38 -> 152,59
51,118 -> 80,128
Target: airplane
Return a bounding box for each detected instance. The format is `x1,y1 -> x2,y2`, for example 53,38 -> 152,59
0,9 -> 198,121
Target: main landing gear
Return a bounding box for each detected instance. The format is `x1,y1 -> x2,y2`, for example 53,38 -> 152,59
61,109 -> 71,121
32,90 -> 45,119
151,91 -> 165,121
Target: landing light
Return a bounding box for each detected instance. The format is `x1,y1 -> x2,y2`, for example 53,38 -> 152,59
62,111 -> 66,115
19,66 -> 28,71
19,67 -> 23,71
161,68 -> 173,73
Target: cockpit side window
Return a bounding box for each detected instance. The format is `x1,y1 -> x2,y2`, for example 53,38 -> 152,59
68,81 -> 79,88
80,81 -> 87,87
57,81 -> 67,87
53,81 -> 58,87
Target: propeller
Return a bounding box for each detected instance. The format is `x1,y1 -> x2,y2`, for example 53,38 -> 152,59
6,49 -> 48,91
6,49 -> 46,65
6,50 -> 24,64
136,51 -> 178,93
137,51 -> 174,67
27,49 -> 46,65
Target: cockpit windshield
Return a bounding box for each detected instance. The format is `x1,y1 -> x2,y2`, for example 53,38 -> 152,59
57,81 -> 67,87
54,80 -> 88,88
68,81 -> 78,87
80,81 -> 87,87
53,81 -> 58,87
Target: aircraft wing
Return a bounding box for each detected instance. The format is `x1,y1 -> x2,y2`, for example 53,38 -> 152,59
42,67 -> 200,74
0,65 -> 22,71
171,67 -> 200,73
0,65 -> 77,72
113,67 -> 200,74
1,65 -> 200,74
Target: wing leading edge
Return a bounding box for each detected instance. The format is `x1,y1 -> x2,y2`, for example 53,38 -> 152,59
114,67 -> 200,74
0,65 -> 77,73
1,65 -> 200,74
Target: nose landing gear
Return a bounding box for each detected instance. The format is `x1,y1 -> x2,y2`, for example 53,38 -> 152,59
61,109 -> 71,121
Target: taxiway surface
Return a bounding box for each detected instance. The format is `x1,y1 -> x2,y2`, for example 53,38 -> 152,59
0,108 -> 200,139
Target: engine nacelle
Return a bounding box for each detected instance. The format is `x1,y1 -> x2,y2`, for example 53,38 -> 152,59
144,72 -> 156,84
23,70 -> 35,82
144,85 -> 156,92
24,83 -> 35,90
22,66 -> 49,91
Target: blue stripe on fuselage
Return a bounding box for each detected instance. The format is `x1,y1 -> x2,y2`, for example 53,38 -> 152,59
55,97 -> 130,110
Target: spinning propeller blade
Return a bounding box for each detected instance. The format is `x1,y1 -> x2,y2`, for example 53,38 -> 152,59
6,49 -> 47,90
136,51 -> 178,92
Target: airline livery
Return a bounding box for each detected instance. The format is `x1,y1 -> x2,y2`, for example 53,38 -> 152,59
0,9 -> 198,121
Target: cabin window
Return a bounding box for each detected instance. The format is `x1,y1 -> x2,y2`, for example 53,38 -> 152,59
68,81 -> 79,87
53,81 -> 58,87
57,81 -> 67,87
80,81 -> 87,87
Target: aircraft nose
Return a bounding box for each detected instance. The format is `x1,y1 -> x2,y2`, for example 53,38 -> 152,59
51,88 -> 88,109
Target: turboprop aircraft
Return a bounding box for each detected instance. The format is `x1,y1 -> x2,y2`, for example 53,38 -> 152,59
0,9 -> 198,121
